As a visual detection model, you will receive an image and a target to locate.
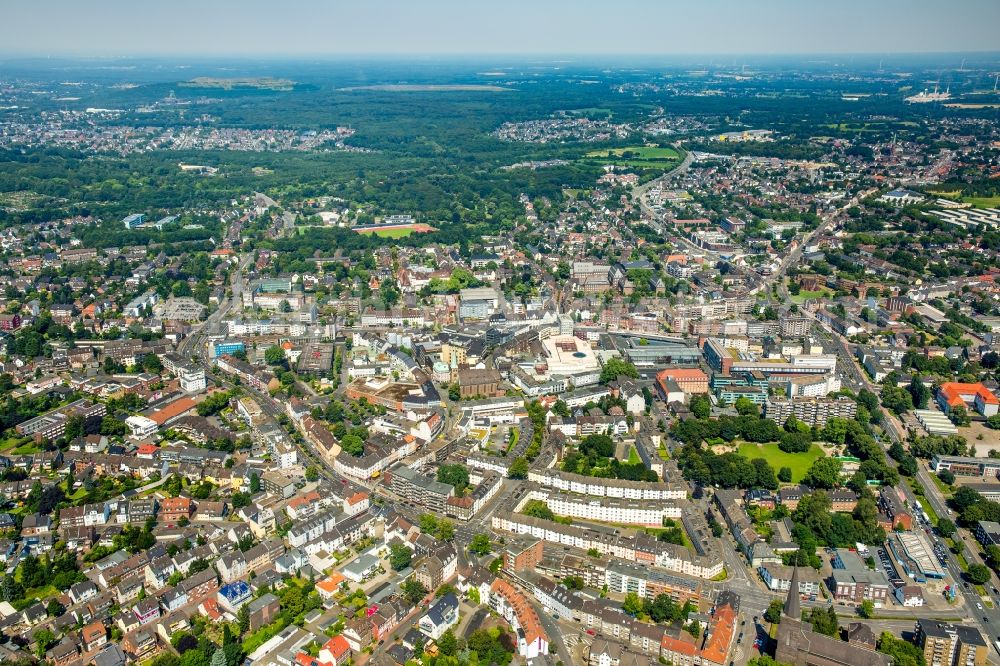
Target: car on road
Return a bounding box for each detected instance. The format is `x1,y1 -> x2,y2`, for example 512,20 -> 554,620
979,603 -> 984,610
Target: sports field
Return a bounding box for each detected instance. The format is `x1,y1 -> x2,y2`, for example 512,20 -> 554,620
353,222 -> 436,238
737,442 -> 824,483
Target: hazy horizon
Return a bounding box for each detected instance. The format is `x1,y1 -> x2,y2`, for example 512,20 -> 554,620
3,0 -> 999,58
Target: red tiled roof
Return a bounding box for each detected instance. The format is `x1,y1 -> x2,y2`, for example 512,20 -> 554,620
149,396 -> 197,425
490,579 -> 547,648
939,382 -> 999,407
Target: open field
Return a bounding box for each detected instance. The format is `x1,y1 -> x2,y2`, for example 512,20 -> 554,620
581,145 -> 682,170
737,442 -> 824,483
791,287 -> 834,303
927,190 -> 1000,209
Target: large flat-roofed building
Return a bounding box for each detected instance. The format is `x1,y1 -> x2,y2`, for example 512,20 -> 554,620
543,335 -> 600,376
829,550 -> 890,605
297,342 -> 334,374
655,368 -> 709,396
916,619 -> 988,666
930,455 -> 1000,478
975,520 -> 1000,547
384,463 -> 454,513
780,316 -> 812,337
16,399 -> 107,441
765,397 -> 857,428
961,482 -> 1000,502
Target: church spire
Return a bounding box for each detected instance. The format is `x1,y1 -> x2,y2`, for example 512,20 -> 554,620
783,565 -> 801,619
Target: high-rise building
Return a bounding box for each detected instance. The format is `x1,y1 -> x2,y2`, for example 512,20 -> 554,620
915,619 -> 988,666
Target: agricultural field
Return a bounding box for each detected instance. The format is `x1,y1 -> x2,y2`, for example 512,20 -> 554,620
737,441 -> 825,483
927,190 -> 1000,209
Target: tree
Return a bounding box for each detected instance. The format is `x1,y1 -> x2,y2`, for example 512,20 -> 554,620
437,629 -> 458,657
690,394 -> 711,420
967,564 -> 992,585
937,469 -> 955,486
264,345 -> 286,366
808,607 -> 839,637
448,383 -> 461,402
238,603 -> 250,634
880,385 -> 913,415
249,472 -> 260,493
734,396 -> 759,417
908,376 -> 931,410
764,599 -> 784,624
46,598 -> 65,617
878,632 -> 926,666
950,405 -> 971,427
622,591 -> 644,616
340,434 -> 364,457
600,357 -> 639,384
778,466 -> 793,483
389,544 -> 412,571
521,500 -> 555,521
508,457 -> 529,479
859,600 -> 875,619
437,520 -> 455,542
803,457 -> 842,489
34,628 -> 55,657
437,464 -> 471,494
749,658 -> 795,666
401,578 -> 427,605
469,533 -> 491,557
304,465 -> 319,482
210,648 -> 227,666
751,458 -> 778,490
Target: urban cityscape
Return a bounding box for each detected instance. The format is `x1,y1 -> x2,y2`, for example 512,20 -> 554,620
1,2 -> 1000,666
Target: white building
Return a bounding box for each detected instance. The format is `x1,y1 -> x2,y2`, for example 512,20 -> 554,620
125,415 -> 159,439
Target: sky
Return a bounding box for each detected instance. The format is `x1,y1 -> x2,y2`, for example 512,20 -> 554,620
2,0 -> 999,57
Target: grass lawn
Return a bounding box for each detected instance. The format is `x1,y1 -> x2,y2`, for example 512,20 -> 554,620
913,494 -> 940,525
657,444 -> 670,461
956,551 -> 970,572
927,190 -> 1000,209
21,584 -> 58,603
964,196 -> 1000,209
791,288 -> 834,304
368,228 -> 414,238
737,442 -> 824,483
627,446 -> 642,465
581,145 -> 682,171
506,427 -> 519,453
929,473 -> 954,497
585,146 -> 681,160
643,524 -> 694,550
